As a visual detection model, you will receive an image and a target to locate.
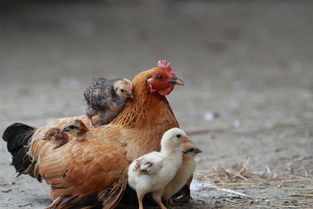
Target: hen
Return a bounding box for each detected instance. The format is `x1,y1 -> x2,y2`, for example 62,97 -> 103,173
2,60 -> 186,208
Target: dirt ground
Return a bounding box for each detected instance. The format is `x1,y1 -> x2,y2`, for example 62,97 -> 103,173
0,1 -> 313,208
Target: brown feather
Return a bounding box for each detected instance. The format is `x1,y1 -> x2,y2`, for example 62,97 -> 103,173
98,174 -> 128,209
39,140 -> 129,198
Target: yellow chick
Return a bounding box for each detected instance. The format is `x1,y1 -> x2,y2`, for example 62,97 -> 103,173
162,143 -> 202,206
128,128 -> 189,209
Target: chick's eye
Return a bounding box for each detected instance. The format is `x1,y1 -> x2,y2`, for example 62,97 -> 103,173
157,74 -> 163,81
176,134 -> 181,138
121,89 -> 124,93
188,148 -> 194,152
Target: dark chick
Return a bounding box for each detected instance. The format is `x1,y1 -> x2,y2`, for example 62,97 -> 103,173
43,128 -> 69,149
62,120 -> 89,141
83,77 -> 133,128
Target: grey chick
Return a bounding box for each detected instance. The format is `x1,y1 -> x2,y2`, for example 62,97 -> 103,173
83,77 -> 133,128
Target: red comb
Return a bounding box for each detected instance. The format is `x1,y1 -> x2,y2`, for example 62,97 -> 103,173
157,60 -> 176,77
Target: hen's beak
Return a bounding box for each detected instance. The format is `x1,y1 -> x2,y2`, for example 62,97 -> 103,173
169,77 -> 184,86
127,92 -> 134,99
61,126 -> 70,132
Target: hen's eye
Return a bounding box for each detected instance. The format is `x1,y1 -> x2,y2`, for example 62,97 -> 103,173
157,74 -> 163,81
121,89 -> 124,93
176,134 -> 181,138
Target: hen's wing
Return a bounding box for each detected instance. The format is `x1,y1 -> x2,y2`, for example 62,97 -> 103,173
133,152 -> 164,176
39,140 -> 129,199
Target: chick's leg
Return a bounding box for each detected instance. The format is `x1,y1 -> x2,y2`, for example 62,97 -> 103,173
165,199 -> 172,209
138,199 -> 144,209
91,111 -> 115,128
84,104 -> 97,129
152,192 -> 167,209
89,118 -> 94,129
86,114 -> 94,129
169,198 -> 174,205
136,193 -> 144,209
172,175 -> 192,203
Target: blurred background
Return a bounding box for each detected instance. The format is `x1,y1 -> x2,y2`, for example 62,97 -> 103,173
0,1 -> 313,208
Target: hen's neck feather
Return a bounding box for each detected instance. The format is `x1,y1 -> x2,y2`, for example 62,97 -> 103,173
111,70 -> 178,129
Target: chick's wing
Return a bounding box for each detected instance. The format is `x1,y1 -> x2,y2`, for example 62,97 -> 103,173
134,152 -> 164,176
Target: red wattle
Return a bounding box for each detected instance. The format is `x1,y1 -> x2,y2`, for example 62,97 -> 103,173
158,85 -> 174,96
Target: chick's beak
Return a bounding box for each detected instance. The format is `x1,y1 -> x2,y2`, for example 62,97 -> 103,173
195,148 -> 202,154
169,77 -> 184,86
183,135 -> 192,143
127,92 -> 134,99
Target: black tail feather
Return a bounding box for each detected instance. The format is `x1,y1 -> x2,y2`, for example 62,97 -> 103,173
2,123 -> 35,175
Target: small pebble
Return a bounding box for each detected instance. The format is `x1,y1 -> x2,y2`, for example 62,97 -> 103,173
1,189 -> 12,193
204,112 -> 220,121
292,199 -> 297,204
259,182 -> 271,187
233,120 -> 242,128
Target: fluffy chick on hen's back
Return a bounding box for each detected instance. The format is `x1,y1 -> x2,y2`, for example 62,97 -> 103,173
83,77 -> 133,128
128,128 -> 189,209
